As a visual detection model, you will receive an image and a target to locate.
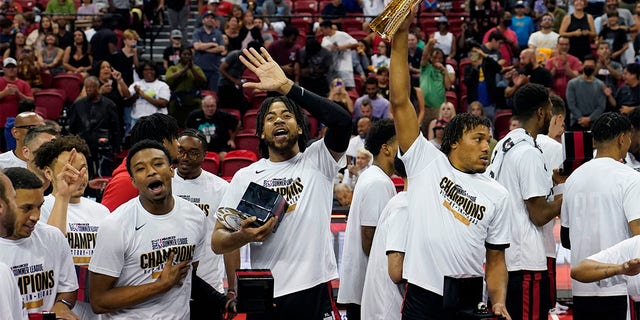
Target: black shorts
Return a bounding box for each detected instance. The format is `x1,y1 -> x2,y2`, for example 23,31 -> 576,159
573,295 -> 627,320
506,270 -> 551,320
246,281 -> 340,320
401,283 -> 446,320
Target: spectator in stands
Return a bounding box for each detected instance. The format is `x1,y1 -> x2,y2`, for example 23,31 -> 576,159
481,30 -> 506,64
0,19 -> 12,55
505,49 -> 554,98
319,20 -> 357,90
598,0 -> 636,33
166,48 -> 207,127
433,16 -> 456,60
354,77 -> 389,119
338,119 -> 397,320
125,61 -> 171,131
321,0 -> 346,26
598,10 -> 629,63
193,11 -> 226,92
196,0 -> 226,29
0,57 -> 32,151
371,41 -> 390,74
408,33 -> 423,88
164,0 -> 190,46
342,147 -> 372,188
261,0 -> 291,33
0,111 -> 43,168
185,95 -> 239,160
612,62 -> 640,114
77,0 -> 100,25
54,18 -> 73,49
17,45 -> 42,91
163,29 -> 183,71
328,77 -> 354,114
89,14 -> 118,65
81,60 -> 128,136
37,33 -> 64,76
376,66 -> 389,99
546,0 -> 567,32
45,0 -> 77,18
3,31 -> 25,60
348,115 -> 370,159
100,113 -> 179,211
300,36 -> 333,96
334,183 -> 353,207
84,15 -> 101,41
26,14 -> 52,53
566,54 -> 607,130
219,41 -> 261,114
0,167 -> 79,318
358,0 -> 384,29
109,0 -> 131,29
529,13 -> 560,53
239,10 -> 264,47
595,41 -> 622,111
267,25 -> 300,83
224,16 -> 243,52
464,45 -> 503,121
457,17 -> 484,61
69,76 -> 121,175
426,101 -> 456,140
420,37 -> 452,127
469,0 -> 502,36
483,12 -> 519,66
63,29 -> 92,78
559,0 -> 596,61
353,39 -> 370,81
512,1 -> 535,51
111,29 -> 140,85
545,36 -> 581,100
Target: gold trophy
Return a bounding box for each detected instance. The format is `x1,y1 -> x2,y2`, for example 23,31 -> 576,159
369,0 -> 423,40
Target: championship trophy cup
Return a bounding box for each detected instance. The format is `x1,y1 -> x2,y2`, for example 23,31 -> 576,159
369,0 -> 423,40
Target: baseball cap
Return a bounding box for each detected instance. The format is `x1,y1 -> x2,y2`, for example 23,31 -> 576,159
3,57 -> 16,67
515,1 -> 526,8
170,29 -> 182,39
436,16 -> 449,24
208,0 -> 219,4
202,10 -> 216,18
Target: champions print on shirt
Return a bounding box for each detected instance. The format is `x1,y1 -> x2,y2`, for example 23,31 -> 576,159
11,263 -> 54,309
177,194 -> 210,217
140,236 -> 196,279
439,176 -> 486,226
262,177 -> 304,213
67,223 -> 99,265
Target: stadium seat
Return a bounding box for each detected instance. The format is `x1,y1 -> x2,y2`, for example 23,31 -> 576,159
234,133 -> 260,158
34,89 -> 66,121
342,16 -> 364,32
349,30 -> 369,41
291,14 -> 313,34
243,109 -> 259,132
220,108 -> 241,121
201,90 -> 217,98
494,110 -> 513,139
305,111 -> 319,138
202,151 -> 220,175
293,0 -> 318,14
445,91 -> 458,110
52,73 -> 83,103
391,175 -> 404,193
221,149 -> 258,178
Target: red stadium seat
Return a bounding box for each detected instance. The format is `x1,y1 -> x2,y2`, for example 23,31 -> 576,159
342,16 -> 364,32
234,133 -> 260,157
445,91 -> 458,110
293,0 -> 318,14
290,14 -> 313,34
34,89 -> 66,120
305,111 -> 319,138
202,151 -> 220,175
51,73 -> 83,103
221,149 -> 258,178
494,110 -> 513,139
220,108 -> 241,121
243,109 -> 259,132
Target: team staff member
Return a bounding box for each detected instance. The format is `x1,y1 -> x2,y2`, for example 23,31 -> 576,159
89,140 -> 207,318
390,10 -> 511,320
213,47 -> 352,319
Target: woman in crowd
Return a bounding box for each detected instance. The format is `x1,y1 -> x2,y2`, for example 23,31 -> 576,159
63,29 -> 92,78
239,10 -> 263,49
123,61 -> 170,132
433,16 -> 456,60
17,45 -> 42,91
3,31 -> 25,59
352,39 -> 371,79
559,0 -> 595,61
224,16 -> 243,52
26,14 -> 52,52
112,29 -> 140,86
165,48 -> 207,127
370,41 -> 390,73
426,101 -> 456,140
327,77 -> 354,114
37,33 -> 64,76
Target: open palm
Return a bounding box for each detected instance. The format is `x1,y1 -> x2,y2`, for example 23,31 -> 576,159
239,47 -> 289,93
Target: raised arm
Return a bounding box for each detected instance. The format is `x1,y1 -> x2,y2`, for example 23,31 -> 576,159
240,47 -> 351,160
390,9 -> 421,153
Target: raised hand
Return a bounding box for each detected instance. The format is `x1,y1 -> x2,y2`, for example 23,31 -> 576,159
55,148 -> 87,198
239,47 -> 291,94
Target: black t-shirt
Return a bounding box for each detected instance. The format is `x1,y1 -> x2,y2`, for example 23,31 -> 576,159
163,46 -> 181,69
526,67 -> 554,89
90,28 -> 117,64
321,3 -> 346,20
185,109 -> 239,153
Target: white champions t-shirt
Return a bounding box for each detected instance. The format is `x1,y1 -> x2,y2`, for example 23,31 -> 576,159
488,129 -> 552,271
0,151 -> 27,169
561,157 -> 640,296
128,79 -> 171,119
399,136 -> 511,295
321,31 -> 357,74
219,139 -> 344,297
361,192 -> 408,320
337,165 -> 396,305
40,195 -> 109,265
88,196 -> 207,319
0,222 -> 78,313
0,261 -> 28,320
172,169 -> 229,293
587,235 -> 640,290
537,133 -> 563,258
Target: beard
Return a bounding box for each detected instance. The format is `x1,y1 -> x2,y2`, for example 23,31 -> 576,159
266,133 -> 299,155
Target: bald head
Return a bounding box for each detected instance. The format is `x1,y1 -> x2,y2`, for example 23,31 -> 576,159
520,49 -> 536,65
11,112 -> 44,157
201,95 -> 218,118
357,117 -> 371,139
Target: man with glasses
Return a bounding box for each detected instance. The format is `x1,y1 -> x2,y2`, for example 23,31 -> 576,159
528,13 -> 559,54
185,95 -> 239,161
0,57 -> 33,152
0,111 -> 44,169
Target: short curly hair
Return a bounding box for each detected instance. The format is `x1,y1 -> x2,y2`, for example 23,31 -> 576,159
33,135 -> 91,170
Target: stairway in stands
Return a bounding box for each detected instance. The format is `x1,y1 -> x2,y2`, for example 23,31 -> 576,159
141,3 -> 198,63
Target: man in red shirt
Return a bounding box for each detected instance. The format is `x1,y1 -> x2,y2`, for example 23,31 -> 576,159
0,57 -> 33,151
